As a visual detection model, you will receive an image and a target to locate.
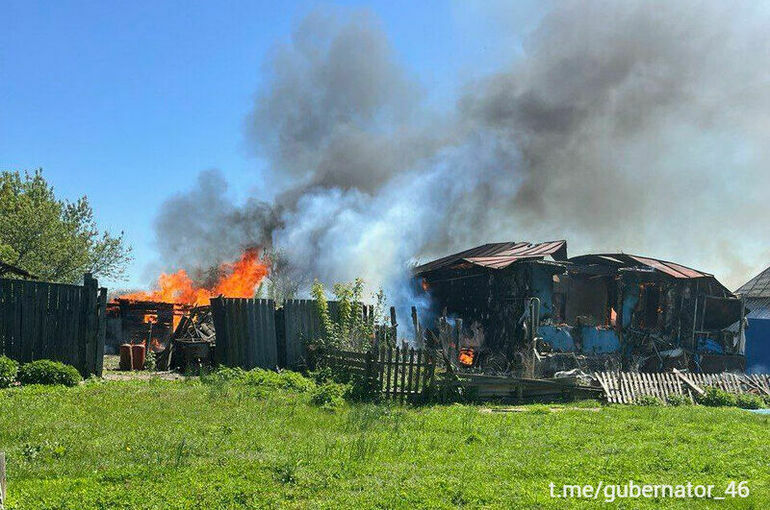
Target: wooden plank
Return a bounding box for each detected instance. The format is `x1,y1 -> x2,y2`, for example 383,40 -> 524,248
385,346 -> 393,398
673,369 -> 705,397
406,348 -> 415,399
95,288 -> 107,376
399,347 -> 407,402
414,349 -> 423,396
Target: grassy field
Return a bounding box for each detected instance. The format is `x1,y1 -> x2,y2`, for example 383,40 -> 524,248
0,374 -> 768,509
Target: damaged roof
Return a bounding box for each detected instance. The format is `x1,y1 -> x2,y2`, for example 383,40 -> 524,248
414,240 -> 568,275
568,253 -> 712,279
736,265 -> 770,298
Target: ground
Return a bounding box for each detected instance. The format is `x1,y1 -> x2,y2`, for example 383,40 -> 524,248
0,373 -> 768,509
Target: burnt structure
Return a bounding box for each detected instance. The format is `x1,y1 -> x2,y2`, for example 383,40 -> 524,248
105,299 -> 186,354
415,241 -> 746,375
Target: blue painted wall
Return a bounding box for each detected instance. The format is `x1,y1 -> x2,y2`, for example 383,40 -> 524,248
539,325 -> 620,354
746,318 -> 770,374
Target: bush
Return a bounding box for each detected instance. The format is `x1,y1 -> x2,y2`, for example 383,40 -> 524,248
665,394 -> 691,407
18,360 -> 82,387
636,395 -> 664,406
243,369 -> 315,392
202,367 -> 246,384
0,356 -> 19,388
736,393 -> 766,410
697,387 -> 737,407
310,382 -> 348,409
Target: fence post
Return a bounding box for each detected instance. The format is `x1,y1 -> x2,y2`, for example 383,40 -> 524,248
1,451 -> 6,510
389,307 -> 397,347
82,273 -> 98,377
410,307 -> 421,348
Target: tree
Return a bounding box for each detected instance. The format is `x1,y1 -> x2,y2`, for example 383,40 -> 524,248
257,249 -> 307,304
0,169 -> 132,283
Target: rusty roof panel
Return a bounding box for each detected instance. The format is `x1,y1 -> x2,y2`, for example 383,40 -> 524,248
569,253 -> 711,279
629,255 -> 711,279
414,240 -> 567,275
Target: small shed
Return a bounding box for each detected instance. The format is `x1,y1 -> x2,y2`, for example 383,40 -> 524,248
736,266 -> 770,373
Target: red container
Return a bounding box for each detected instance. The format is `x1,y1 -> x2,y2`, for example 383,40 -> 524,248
131,344 -> 146,371
119,344 -> 133,371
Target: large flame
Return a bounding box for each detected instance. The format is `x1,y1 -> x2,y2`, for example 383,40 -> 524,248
120,248 -> 269,305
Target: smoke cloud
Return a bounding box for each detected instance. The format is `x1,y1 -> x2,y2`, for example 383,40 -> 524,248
154,1 -> 770,296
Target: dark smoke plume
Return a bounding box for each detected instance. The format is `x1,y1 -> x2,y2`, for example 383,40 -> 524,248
153,2 -> 770,294
153,169 -> 279,282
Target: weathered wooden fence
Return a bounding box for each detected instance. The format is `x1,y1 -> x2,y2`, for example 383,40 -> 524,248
321,347 -> 436,402
0,273 -> 107,377
210,297 -> 278,369
595,371 -> 770,404
281,299 -> 323,369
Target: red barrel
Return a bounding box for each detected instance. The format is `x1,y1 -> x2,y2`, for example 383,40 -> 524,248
131,344 -> 146,370
119,344 -> 133,371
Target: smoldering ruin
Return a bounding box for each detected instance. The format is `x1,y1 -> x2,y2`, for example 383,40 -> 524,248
415,240 -> 746,378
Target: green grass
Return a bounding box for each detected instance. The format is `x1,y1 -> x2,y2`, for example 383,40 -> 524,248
0,378 -> 768,509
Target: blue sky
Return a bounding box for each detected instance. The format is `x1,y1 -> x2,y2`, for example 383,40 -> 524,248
0,1 -> 544,288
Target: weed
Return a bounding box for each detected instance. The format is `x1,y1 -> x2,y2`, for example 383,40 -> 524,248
736,393 -> 766,410
636,395 -> 664,406
0,356 -> 18,388
665,394 -> 692,406
697,387 -> 738,407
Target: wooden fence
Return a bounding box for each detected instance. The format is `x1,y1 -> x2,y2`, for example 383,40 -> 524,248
595,371 -> 770,404
210,298 -> 278,370
0,273 -> 107,376
321,347 -> 436,402
281,299 -> 322,369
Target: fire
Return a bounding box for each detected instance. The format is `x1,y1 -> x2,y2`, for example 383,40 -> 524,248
458,347 -> 475,367
120,248 -> 269,305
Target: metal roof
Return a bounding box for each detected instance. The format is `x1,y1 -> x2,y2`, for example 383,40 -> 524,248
414,240 -> 568,275
736,266 -> 770,298
746,297 -> 770,320
568,253 -> 712,279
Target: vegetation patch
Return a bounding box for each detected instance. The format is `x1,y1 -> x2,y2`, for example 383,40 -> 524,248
0,356 -> 19,388
17,360 -> 82,387
0,379 -> 768,509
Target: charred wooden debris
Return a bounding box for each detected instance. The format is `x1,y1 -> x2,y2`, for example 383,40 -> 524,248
105,299 -> 188,354
414,240 -> 747,377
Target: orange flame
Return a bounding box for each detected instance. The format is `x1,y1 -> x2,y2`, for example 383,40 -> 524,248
458,348 -> 475,367
120,248 -> 269,305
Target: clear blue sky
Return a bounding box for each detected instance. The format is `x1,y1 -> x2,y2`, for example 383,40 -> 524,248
0,0 -> 543,288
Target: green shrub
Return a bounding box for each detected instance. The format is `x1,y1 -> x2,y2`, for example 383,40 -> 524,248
636,395 -> 664,406
665,394 -> 691,407
310,382 -> 348,409
697,387 -> 737,407
0,356 -> 19,388
736,393 -> 766,410
144,350 -> 156,371
202,366 -> 246,384
18,360 -> 81,387
243,369 -> 315,392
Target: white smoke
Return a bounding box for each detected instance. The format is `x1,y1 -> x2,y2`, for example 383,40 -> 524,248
154,2 -> 770,308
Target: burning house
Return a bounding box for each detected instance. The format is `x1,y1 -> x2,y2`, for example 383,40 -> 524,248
105,248 -> 269,361
415,240 -> 746,375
